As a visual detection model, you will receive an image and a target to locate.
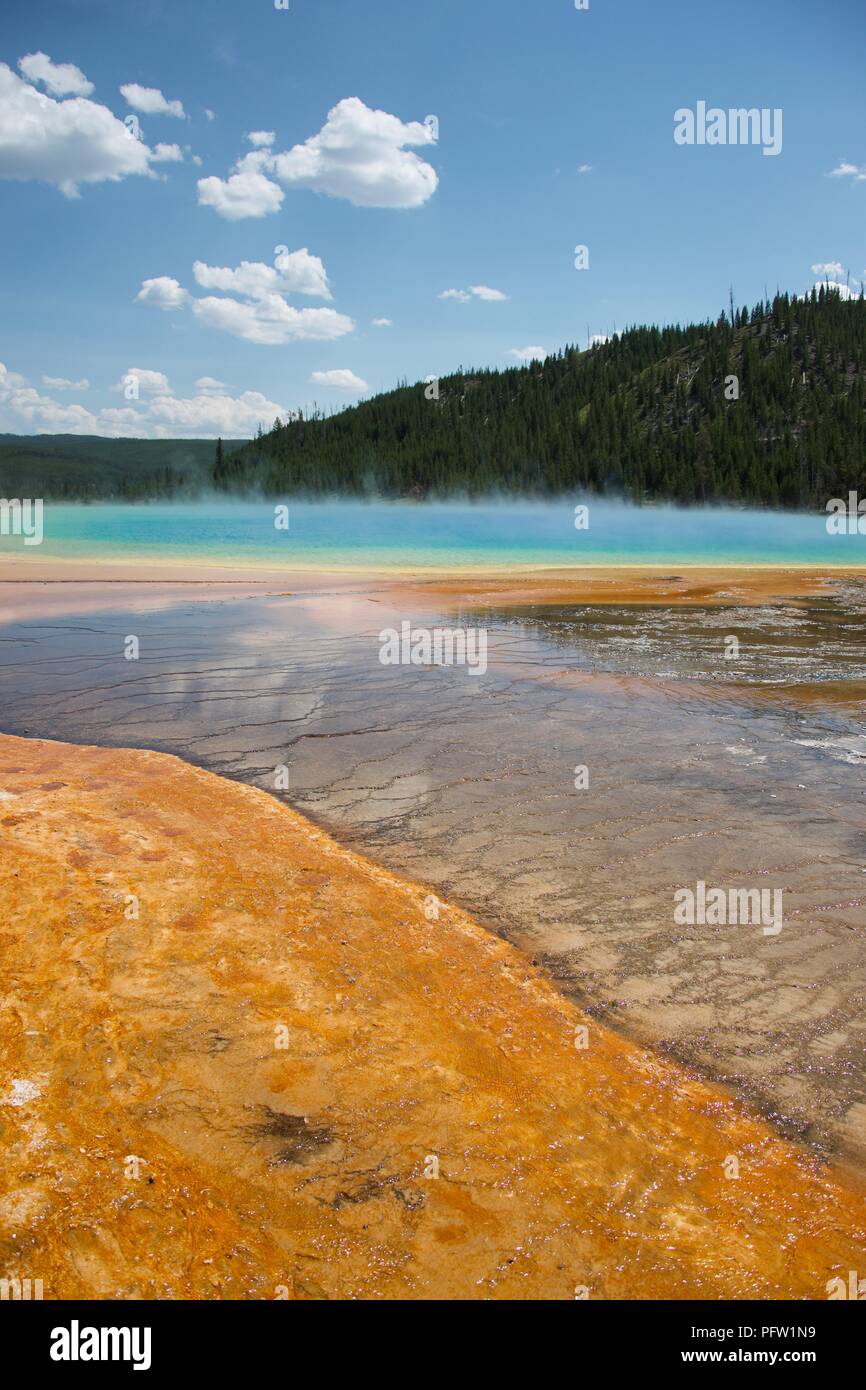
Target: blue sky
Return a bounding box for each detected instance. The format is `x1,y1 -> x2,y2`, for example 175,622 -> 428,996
0,0 -> 863,438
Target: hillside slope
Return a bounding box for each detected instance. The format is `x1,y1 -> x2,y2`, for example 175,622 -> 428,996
2,289 -> 862,507
215,287 -> 866,508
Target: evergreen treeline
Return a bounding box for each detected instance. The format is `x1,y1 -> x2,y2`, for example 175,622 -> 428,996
215,287 -> 866,508
2,289 -> 863,507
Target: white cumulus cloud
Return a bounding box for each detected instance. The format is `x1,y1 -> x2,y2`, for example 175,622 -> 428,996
18,52 -> 93,97
42,375 -> 89,390
0,362 -> 99,433
828,161 -> 866,182
506,346 -> 546,362
197,150 -> 284,220
805,280 -> 862,300
0,359 -> 289,439
310,369 -> 369,392
110,367 -> 172,396
120,83 -> 186,118
138,250 -> 352,346
440,285 -> 508,302
194,250 -> 331,301
198,98 -> 437,219
271,97 -> 437,208
146,389 -> 286,436
0,61 -> 157,196
151,143 -> 184,163
193,295 -> 352,346
372,317 -> 392,327
135,276 -> 190,310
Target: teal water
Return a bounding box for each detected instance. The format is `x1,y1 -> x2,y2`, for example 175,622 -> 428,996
6,499 -> 865,568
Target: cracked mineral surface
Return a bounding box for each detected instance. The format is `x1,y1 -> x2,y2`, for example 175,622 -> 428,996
1,731 -> 865,1300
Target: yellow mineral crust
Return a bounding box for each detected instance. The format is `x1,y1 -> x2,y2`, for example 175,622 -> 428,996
0,734 -> 863,1300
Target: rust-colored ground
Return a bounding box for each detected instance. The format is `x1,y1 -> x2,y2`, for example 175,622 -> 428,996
400,565 -> 865,610
1,561 -> 864,625
1,734 -> 863,1300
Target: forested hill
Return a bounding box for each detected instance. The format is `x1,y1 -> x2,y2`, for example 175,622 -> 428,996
215,287 -> 866,508
2,289 -> 862,507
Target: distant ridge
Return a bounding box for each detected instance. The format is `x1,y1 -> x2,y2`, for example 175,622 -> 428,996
0,435 -> 246,500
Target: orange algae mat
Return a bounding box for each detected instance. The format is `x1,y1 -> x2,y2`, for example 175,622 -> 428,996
0,734 -> 863,1300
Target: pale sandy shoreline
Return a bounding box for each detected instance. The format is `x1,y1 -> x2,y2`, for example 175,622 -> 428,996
1,556 -> 864,622
4,554 -> 866,578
